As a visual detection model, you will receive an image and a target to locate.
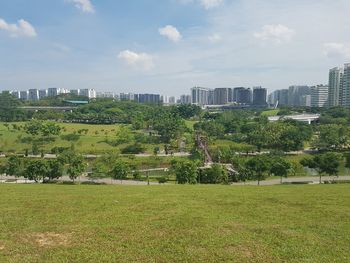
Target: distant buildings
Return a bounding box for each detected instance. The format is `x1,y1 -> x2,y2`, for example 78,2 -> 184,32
137,94 -> 161,104
324,63 -> 350,107
311,85 -> 329,108
79,89 -> 97,99
180,95 -> 191,104
342,63 -> 350,107
28,89 -> 39,101
252,87 -> 267,106
39,89 -> 47,99
234,87 -> 252,104
288,86 -> 311,107
328,67 -> 343,107
191,87 -> 211,106
214,88 -> 231,105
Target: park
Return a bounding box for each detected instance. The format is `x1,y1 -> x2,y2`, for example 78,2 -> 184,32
1,93 -> 350,262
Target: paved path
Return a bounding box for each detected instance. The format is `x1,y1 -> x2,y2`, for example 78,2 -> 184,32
232,176 -> 350,186
0,175 -> 160,185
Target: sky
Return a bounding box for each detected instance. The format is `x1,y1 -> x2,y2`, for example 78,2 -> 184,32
1,0 -> 350,96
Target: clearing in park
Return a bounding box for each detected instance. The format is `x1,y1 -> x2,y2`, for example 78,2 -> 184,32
0,184 -> 349,262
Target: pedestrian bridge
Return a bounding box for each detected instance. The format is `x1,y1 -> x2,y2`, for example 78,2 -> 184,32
268,114 -> 320,124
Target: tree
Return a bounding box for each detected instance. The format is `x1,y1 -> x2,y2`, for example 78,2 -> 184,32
270,158 -> 291,183
5,156 -> 24,178
199,164 -> 228,184
41,122 -> 61,137
245,156 -> 270,185
46,160 -> 64,181
109,160 -> 130,181
24,159 -> 48,183
24,120 -> 43,136
171,160 -> 198,184
59,151 -> 86,182
300,153 -> 341,183
344,153 -> 350,175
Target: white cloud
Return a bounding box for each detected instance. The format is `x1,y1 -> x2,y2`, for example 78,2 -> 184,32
178,0 -> 223,9
118,50 -> 154,71
323,43 -> 350,59
199,0 -> 223,9
0,18 -> 37,37
208,33 -> 222,43
67,0 -> 95,13
254,24 -> 295,45
159,25 -> 182,42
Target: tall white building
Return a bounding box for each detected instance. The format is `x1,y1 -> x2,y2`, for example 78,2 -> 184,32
311,85 -> 329,108
191,87 -> 212,106
328,67 -> 343,107
79,89 -> 96,99
342,63 -> 350,107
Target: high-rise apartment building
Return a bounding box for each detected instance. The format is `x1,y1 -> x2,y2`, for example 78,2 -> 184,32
214,88 -> 230,105
288,86 -> 311,107
19,91 -> 28,100
252,87 -> 267,106
235,87 -> 252,104
39,89 -> 47,99
137,94 -> 161,104
191,87 -> 211,106
47,87 -> 60,97
180,95 -> 191,104
342,63 -> 350,107
79,89 -> 96,99
311,85 -> 329,108
328,67 -> 343,107
28,89 -> 39,101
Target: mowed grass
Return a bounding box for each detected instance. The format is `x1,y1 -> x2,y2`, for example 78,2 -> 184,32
0,122 -> 164,154
0,185 -> 349,262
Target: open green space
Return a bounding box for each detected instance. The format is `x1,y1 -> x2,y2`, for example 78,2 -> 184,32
0,184 -> 349,262
0,122 -> 166,155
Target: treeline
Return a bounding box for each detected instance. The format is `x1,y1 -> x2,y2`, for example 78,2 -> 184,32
1,151 -> 347,185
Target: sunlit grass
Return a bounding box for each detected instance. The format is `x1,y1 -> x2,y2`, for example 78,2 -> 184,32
0,184 -> 349,262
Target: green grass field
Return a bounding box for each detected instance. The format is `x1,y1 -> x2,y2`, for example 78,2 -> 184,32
0,184 -> 349,262
0,122 -> 165,155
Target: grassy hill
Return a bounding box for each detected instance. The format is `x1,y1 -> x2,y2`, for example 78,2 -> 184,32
0,184 -> 349,262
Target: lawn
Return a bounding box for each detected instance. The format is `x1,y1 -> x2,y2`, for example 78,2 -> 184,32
261,109 -> 280,117
0,122 -> 165,155
0,184 -> 349,262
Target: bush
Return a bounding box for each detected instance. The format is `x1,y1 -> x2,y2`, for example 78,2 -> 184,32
157,176 -> 168,184
61,133 -> 81,142
121,143 -> 146,154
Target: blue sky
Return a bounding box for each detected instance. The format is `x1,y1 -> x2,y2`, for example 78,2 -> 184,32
1,0 -> 350,96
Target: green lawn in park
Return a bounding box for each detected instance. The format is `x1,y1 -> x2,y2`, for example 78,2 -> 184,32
0,122 -> 164,155
0,184 -> 349,262
260,109 -> 280,117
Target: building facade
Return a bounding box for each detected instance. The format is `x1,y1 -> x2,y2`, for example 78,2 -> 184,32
328,67 -> 343,107
311,85 -> 329,108
191,87 -> 211,106
252,87 -> 267,106
342,64 -> 350,107
235,87 -> 252,104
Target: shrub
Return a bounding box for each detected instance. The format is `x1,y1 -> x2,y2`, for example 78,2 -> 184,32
121,143 -> 146,154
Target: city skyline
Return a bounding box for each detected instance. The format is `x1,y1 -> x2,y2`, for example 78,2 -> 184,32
1,0 -> 350,95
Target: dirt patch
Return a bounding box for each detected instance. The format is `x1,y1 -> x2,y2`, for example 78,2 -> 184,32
0,244 -> 5,250
31,232 -> 71,248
